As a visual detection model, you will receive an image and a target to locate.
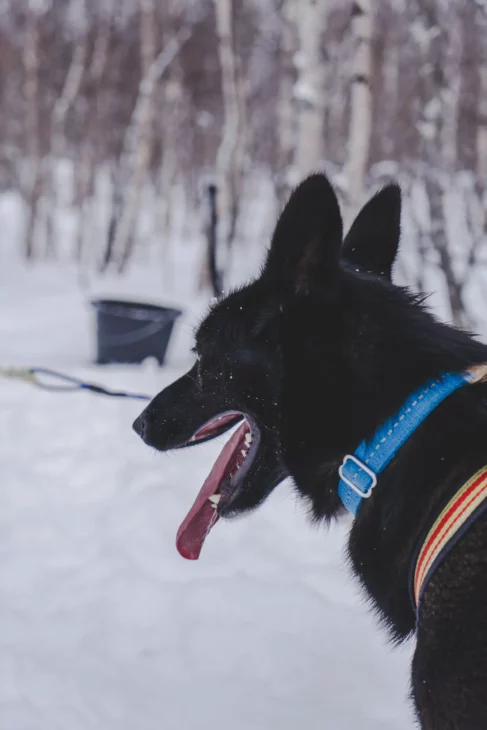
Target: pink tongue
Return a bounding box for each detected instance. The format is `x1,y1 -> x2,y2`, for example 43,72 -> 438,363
176,422 -> 248,560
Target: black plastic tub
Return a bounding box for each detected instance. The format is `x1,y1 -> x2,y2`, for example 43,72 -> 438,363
92,299 -> 182,365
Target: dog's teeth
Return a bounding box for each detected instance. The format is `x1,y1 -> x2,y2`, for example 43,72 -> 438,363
241,449 -> 248,457
208,494 -> 221,506
244,433 -> 252,445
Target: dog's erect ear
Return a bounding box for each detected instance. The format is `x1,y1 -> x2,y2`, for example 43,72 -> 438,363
264,174 -> 343,296
342,184 -> 401,279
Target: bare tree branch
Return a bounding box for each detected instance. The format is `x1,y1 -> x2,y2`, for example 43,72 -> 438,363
110,17 -> 195,272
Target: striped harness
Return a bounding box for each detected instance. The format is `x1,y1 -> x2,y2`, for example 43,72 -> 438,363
414,465 -> 487,608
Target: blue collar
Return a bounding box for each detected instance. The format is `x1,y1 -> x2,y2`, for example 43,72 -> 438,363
338,372 -> 472,516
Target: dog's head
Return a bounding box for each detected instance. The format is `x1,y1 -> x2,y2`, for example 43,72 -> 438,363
134,173 -> 403,558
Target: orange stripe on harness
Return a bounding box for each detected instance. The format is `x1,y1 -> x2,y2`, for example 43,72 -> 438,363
414,465 -> 487,606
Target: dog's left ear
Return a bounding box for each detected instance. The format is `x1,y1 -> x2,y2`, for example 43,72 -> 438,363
264,173 -> 343,296
342,184 -> 401,279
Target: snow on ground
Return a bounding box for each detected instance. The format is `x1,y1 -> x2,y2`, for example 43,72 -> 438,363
0,261 -> 414,730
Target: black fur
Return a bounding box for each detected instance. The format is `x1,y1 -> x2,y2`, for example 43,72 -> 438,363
134,174 -> 487,729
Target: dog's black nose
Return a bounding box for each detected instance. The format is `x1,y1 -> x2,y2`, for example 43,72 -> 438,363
132,414 -> 147,440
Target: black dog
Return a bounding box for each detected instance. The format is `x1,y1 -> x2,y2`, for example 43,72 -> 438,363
134,174 -> 487,729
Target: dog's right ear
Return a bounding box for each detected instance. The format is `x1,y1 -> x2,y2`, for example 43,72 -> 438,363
342,184 -> 401,279
263,174 -> 343,297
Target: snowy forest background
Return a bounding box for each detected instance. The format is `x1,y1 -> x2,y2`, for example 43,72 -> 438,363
1,0 -> 487,330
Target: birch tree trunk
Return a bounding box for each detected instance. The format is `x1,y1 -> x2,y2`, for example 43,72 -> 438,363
478,65 -> 487,189
22,1 -> 41,260
293,0 -> 326,179
476,6 -> 487,224
157,67 -> 184,285
213,0 -> 242,254
346,0 -> 373,214
473,56 -> 487,309
113,0 -> 156,272
441,13 -> 461,177
464,3 -> 487,311
198,0 -> 241,292
276,0 -> 297,205
109,17 -> 192,272
416,0 -> 466,327
156,0 -> 184,255
45,0 -> 87,258
227,50 -> 247,248
76,0 -> 112,267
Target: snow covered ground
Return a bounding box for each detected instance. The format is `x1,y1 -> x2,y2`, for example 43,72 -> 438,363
0,260 -> 415,730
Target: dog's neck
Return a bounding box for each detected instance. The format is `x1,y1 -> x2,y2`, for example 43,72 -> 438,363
279,287 -> 487,527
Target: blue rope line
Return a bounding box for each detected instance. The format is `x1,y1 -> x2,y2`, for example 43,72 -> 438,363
0,367 -> 151,401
